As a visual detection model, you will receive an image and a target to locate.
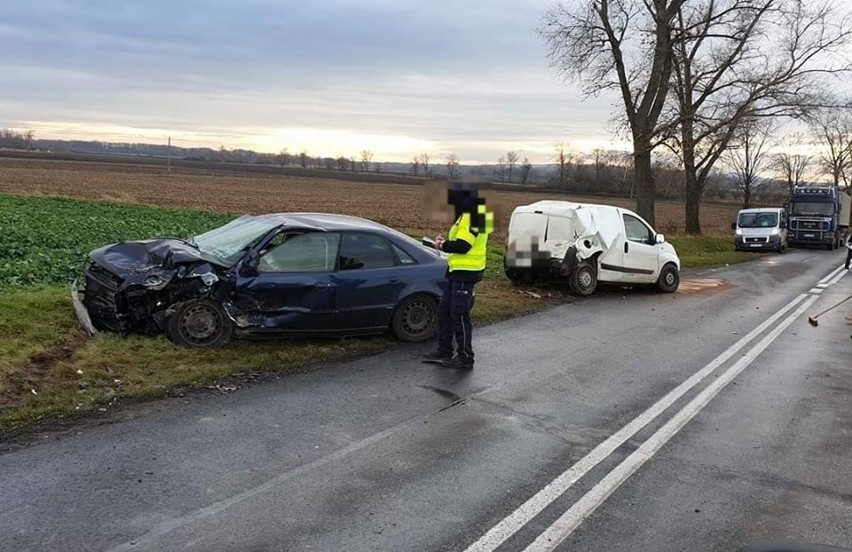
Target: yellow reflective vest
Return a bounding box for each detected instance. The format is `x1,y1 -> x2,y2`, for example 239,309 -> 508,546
447,212 -> 490,272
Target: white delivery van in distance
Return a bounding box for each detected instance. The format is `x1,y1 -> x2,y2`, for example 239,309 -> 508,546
732,207 -> 787,252
504,200 -> 681,295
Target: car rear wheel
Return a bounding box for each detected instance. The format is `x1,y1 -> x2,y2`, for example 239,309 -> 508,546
568,262 -> 597,296
167,299 -> 233,348
657,263 -> 679,293
391,294 -> 438,342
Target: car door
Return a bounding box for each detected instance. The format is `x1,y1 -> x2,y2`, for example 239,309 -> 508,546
333,232 -> 406,331
617,211 -> 660,283
232,232 -> 340,332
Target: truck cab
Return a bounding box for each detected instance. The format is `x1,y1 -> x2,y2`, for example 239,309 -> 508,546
733,208 -> 787,252
786,186 -> 851,249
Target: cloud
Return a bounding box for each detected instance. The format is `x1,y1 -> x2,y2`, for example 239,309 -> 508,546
0,0 -> 623,162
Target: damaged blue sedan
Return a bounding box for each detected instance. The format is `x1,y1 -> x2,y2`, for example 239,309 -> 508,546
72,214 -> 447,348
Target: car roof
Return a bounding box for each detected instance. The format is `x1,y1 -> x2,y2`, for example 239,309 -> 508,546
250,213 -> 392,232
738,208 -> 782,213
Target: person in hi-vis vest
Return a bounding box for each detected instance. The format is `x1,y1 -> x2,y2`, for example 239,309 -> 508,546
423,181 -> 494,369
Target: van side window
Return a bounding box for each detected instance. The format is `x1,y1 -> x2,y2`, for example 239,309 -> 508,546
623,214 -> 653,244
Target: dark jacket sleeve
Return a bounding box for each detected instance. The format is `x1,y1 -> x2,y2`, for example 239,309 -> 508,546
441,239 -> 473,254
441,227 -> 479,254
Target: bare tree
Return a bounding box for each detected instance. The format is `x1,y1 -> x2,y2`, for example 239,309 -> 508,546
773,134 -> 812,193
299,151 -> 309,169
497,156 -> 506,182
553,141 -> 576,187
541,0 -> 687,225
360,150 -> 374,172
336,156 -> 348,171
446,154 -> 460,179
519,157 -> 534,184
668,0 -> 852,233
411,157 -> 421,175
418,153 -> 431,176
349,156 -> 357,172
506,151 -> 519,182
810,107 -> 852,190
723,119 -> 778,208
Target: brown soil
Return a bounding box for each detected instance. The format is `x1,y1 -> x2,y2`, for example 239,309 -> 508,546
0,157 -> 740,241
0,331 -> 88,409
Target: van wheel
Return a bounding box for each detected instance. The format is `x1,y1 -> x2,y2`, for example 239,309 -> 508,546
657,263 -> 679,293
569,262 -> 597,296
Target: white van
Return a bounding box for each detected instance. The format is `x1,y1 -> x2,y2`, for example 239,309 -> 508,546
732,207 -> 787,252
504,200 -> 681,295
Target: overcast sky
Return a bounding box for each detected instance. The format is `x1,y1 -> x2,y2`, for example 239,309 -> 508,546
0,0 -> 633,163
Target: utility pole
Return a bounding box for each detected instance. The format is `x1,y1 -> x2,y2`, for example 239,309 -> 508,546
166,136 -> 171,175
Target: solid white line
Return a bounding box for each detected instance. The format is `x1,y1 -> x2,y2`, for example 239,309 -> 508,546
827,268 -> 848,286
524,295 -> 820,552
818,265 -> 845,285
816,284 -> 829,288
810,289 -> 824,295
463,293 -> 809,552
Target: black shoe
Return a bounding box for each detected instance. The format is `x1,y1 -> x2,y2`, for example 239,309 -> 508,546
422,350 -> 453,363
441,355 -> 474,370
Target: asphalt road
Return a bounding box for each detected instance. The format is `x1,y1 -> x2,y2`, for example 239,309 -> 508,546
1,249 -> 850,552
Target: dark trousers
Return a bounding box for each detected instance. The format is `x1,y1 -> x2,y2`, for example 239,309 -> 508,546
846,247 -> 852,269
436,280 -> 477,360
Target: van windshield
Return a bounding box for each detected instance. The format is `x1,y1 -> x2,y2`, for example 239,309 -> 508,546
738,212 -> 778,228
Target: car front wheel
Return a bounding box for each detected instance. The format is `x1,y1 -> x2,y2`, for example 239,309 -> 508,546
167,299 -> 233,348
391,294 -> 438,342
657,263 -> 679,293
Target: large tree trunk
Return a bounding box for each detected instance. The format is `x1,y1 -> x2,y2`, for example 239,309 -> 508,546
633,139 -> 656,226
684,173 -> 702,234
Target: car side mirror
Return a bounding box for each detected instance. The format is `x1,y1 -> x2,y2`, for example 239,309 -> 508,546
655,234 -> 666,244
731,222 -> 736,230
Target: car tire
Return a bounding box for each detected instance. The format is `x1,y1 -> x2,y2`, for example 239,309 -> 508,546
657,263 -> 679,293
568,262 -> 597,296
167,299 -> 233,348
391,294 -> 438,343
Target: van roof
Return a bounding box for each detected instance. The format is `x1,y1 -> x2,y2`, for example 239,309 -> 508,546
738,207 -> 783,213
511,200 -> 621,217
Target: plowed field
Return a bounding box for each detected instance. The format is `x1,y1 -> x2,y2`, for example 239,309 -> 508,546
0,157 -> 739,239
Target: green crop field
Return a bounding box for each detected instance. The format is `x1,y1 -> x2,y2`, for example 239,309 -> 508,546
0,195 -> 233,287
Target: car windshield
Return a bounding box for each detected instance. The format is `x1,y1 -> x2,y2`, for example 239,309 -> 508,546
193,215 -> 282,266
738,212 -> 778,228
790,202 -> 835,216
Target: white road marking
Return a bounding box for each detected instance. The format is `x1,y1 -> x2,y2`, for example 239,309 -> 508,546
525,294 -> 820,552
463,293 -> 809,552
826,268 -> 849,286
818,265 -> 845,285
810,289 -> 824,294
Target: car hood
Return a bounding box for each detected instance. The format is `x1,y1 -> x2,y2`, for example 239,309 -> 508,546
90,238 -> 207,274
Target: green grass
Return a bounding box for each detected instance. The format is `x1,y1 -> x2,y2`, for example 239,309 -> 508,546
668,234 -> 767,268
0,194 -> 760,431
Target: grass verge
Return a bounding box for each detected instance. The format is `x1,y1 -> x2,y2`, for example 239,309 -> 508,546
0,194 -> 758,431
